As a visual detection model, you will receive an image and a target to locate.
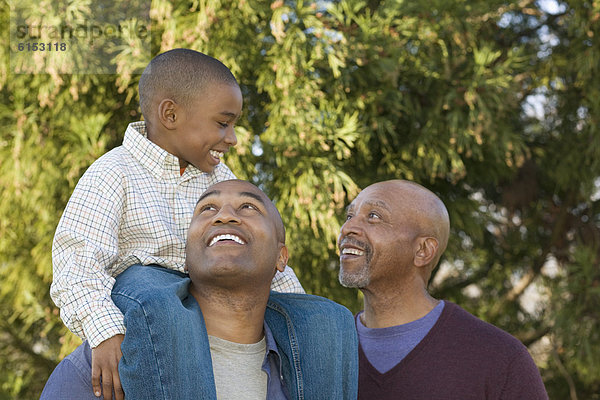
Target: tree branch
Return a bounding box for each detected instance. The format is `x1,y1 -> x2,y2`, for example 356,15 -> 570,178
489,193 -> 573,319
0,317 -> 56,371
551,343 -> 578,400
431,262 -> 495,298
515,325 -> 551,347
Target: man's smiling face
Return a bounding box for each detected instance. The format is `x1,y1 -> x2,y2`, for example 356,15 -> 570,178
337,182 -> 420,290
185,180 -> 287,289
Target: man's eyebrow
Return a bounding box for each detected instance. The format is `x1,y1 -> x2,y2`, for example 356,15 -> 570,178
197,189 -> 220,205
240,191 -> 267,206
366,200 -> 391,212
219,111 -> 241,121
345,200 -> 391,213
196,189 -> 267,207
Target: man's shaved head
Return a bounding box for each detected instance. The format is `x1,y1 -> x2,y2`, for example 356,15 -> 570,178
138,48 -> 238,120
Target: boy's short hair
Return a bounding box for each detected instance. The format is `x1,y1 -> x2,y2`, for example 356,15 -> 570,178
138,48 -> 238,120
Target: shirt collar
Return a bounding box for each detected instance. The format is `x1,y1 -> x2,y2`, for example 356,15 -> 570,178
263,321 -> 288,399
263,321 -> 280,357
123,121 -> 181,180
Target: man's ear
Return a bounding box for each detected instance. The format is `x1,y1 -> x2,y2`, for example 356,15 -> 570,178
414,237 -> 439,268
276,244 -> 289,272
158,99 -> 178,129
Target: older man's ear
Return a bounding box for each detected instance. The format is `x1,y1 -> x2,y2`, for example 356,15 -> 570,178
276,245 -> 289,272
414,237 -> 439,268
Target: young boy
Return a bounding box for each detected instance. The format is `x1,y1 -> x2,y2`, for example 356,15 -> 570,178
51,49 -> 304,400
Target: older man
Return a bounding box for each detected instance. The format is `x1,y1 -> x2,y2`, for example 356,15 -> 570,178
42,180 -> 357,399
338,179 -> 548,399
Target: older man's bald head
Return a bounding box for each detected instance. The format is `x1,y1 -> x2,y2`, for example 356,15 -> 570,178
371,180 -> 450,259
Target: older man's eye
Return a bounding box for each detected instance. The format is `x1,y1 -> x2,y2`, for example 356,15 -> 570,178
368,212 -> 381,219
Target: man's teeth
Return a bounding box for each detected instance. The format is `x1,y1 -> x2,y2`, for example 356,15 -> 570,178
342,248 -> 364,256
209,150 -> 223,159
209,234 -> 245,247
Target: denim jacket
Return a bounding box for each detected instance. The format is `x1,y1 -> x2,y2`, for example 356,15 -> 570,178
112,265 -> 358,400
266,292 -> 358,399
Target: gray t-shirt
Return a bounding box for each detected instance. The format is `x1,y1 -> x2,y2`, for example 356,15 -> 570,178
208,335 -> 268,400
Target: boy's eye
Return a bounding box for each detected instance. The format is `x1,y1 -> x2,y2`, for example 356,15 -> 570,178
218,122 -> 229,128
240,203 -> 258,211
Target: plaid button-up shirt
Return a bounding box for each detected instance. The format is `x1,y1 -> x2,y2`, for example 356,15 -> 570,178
51,122 -> 304,347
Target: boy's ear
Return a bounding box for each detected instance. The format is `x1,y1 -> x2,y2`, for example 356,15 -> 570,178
158,99 -> 178,129
276,244 -> 289,272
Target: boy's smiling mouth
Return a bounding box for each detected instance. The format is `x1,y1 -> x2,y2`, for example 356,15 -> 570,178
209,150 -> 224,159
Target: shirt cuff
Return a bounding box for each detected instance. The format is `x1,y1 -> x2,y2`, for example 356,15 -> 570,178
82,306 -> 126,348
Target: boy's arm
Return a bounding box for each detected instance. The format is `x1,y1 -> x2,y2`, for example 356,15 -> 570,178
51,167 -> 127,347
52,168 -> 127,399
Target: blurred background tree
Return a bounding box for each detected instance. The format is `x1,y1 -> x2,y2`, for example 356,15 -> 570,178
1,0 -> 599,398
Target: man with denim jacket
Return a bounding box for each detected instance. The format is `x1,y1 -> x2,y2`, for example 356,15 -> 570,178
42,180 -> 358,399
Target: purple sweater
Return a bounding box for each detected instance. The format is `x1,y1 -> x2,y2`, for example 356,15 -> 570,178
358,302 -> 548,400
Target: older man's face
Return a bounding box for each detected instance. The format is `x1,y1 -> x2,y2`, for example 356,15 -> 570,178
337,184 -> 418,289
186,180 -> 285,289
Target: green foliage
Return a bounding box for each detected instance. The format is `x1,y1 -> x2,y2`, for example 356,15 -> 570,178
1,0 -> 600,398
555,247 -> 600,381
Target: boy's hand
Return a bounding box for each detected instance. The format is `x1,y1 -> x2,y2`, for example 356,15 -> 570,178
92,334 -> 125,400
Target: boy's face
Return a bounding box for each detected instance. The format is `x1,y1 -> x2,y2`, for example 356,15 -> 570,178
170,82 -> 243,173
